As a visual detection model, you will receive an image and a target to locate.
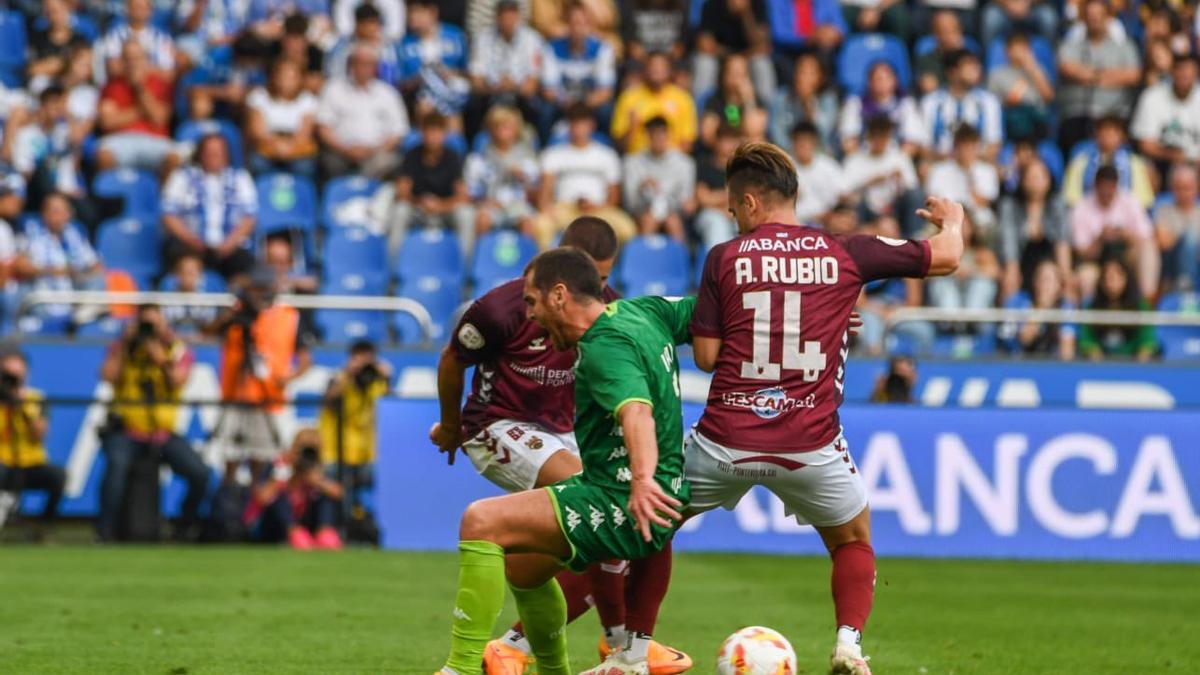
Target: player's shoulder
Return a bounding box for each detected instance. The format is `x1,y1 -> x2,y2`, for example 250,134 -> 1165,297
471,278 -> 525,322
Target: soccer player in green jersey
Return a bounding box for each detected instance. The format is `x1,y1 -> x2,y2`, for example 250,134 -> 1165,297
437,248 -> 694,675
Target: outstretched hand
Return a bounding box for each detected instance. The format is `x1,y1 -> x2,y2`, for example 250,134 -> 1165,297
915,196 -> 965,232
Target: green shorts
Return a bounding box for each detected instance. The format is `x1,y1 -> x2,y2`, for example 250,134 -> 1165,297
545,476 -> 685,572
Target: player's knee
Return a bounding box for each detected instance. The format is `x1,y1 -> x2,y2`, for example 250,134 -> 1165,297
459,500 -> 497,542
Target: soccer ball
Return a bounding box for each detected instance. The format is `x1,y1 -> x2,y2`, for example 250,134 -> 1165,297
716,626 -> 798,675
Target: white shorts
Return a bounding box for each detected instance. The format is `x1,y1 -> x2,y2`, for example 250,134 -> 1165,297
684,430 -> 867,527
463,419 -> 580,493
211,408 -> 284,463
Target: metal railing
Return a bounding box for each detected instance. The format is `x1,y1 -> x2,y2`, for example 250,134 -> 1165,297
18,290 -> 437,344
887,307 -> 1200,328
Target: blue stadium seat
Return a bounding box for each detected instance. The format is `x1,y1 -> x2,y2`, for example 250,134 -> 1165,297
175,118 -> 245,168
322,270 -> 390,296
96,217 -> 162,284
766,0 -> 848,54
395,275 -> 463,344
93,169 -> 160,218
316,309 -> 388,344
322,175 -> 380,228
1157,292 -> 1200,360
913,34 -> 982,58
616,235 -> 690,297
395,229 -> 462,285
0,11 -> 27,88
836,34 -> 912,97
32,13 -> 99,41
77,317 -> 128,339
985,36 -> 1057,86
401,130 -> 469,156
1068,139 -> 1097,163
159,270 -> 226,293
471,230 -> 537,292
256,173 -> 317,234
1151,192 -> 1176,217
325,226 -> 388,277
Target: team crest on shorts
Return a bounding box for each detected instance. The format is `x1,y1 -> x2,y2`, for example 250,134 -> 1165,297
525,436 -> 544,450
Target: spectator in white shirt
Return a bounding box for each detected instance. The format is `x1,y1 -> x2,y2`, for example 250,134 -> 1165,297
11,86 -> 83,205
925,125 -> 1000,236
13,193 -> 105,321
842,115 -> 920,236
466,0 -> 545,137
920,49 -> 1004,160
839,60 -> 927,157
623,117 -> 696,241
316,42 -> 410,180
534,103 -> 635,247
464,105 -> 540,236
161,134 -> 259,284
96,0 -> 177,83
246,59 -> 319,178
791,121 -> 844,224
1131,54 -> 1200,176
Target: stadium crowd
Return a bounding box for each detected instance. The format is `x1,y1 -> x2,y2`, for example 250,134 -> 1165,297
0,0 -> 1195,360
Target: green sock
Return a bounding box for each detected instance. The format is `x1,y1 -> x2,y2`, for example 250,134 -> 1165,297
510,578 -> 570,675
443,540 -> 506,675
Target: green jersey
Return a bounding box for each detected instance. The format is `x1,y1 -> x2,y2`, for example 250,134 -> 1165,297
573,296 -> 696,495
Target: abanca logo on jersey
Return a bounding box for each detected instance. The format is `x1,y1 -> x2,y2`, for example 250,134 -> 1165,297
721,387 -> 816,419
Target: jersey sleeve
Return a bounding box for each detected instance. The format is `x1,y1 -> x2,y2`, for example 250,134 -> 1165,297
689,245 -> 723,338
644,295 -> 696,346
838,233 -> 932,282
578,334 -> 653,414
449,295 -> 511,365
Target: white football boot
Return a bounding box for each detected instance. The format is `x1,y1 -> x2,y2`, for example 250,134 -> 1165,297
830,642 -> 872,675
579,650 -> 650,675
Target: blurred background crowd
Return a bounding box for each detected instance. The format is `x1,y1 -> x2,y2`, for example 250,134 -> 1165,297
0,0 -> 1196,361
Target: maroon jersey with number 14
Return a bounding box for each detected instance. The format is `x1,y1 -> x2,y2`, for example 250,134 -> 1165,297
690,223 -> 931,453
451,278 -> 619,437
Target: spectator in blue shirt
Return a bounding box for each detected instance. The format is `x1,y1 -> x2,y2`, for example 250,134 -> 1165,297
399,0 -> 470,124
161,133 -> 259,284
13,193 -> 105,321
920,49 -> 1004,161
540,3 -> 617,137
175,0 -> 245,67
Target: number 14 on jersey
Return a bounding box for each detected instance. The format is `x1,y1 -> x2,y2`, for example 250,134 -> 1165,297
741,291 -> 827,382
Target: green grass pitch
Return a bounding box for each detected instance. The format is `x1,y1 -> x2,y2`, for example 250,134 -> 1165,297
0,547 -> 1195,674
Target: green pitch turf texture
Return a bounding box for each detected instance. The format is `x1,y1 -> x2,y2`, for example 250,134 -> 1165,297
1,547 -> 1194,674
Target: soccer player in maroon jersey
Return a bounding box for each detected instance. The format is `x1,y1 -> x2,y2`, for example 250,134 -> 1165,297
430,217 -> 690,675
685,143 -> 965,675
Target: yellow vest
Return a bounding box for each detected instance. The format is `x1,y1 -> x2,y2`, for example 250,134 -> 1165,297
112,340 -> 188,435
318,377 -> 388,466
0,389 -> 48,468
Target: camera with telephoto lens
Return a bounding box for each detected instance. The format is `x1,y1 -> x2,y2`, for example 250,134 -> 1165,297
0,371 -> 20,403
295,445 -> 321,475
353,362 -> 381,390
128,319 -> 157,355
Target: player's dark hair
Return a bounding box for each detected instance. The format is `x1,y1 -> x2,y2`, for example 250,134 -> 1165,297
561,216 -> 618,262
528,248 -> 604,302
953,124 -> 980,146
726,141 -> 798,204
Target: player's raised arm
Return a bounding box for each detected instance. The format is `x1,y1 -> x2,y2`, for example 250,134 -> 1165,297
917,196 -> 966,277
619,401 -> 682,542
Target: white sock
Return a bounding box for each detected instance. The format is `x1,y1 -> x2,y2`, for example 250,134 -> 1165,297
837,625 -> 863,647
501,629 -> 531,655
624,631 -> 652,661
604,624 -> 627,650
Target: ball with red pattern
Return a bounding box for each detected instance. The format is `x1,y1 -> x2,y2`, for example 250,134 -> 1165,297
716,626 -> 798,675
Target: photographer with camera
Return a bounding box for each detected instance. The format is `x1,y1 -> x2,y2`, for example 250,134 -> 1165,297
243,429 -> 344,550
870,355 -> 918,404
318,340 -> 392,507
207,266 -> 305,486
96,304 -> 210,542
0,348 -> 65,539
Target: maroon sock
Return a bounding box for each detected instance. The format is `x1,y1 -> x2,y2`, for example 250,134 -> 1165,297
624,541 -> 673,635
513,569 -> 594,634
830,541 -> 876,633
587,560 -> 628,628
